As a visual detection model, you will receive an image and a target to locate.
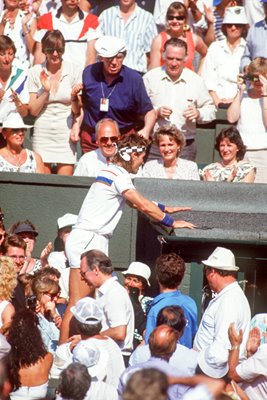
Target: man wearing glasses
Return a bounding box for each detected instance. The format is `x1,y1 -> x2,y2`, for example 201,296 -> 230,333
72,36 -> 156,154
74,118 -> 120,177
1,234 -> 27,311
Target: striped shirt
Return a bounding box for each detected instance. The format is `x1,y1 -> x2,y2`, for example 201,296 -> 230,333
213,10 -> 225,41
97,4 -> 157,73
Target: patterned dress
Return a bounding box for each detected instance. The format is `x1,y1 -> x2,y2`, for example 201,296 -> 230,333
199,161 -> 255,182
0,149 -> 37,173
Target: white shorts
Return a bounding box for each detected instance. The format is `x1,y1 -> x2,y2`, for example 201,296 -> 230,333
65,228 -> 109,268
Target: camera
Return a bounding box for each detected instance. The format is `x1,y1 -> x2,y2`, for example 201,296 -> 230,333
26,295 -> 37,310
243,74 -> 260,82
128,286 -> 140,300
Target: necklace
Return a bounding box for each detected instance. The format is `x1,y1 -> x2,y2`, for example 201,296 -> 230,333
221,160 -> 237,168
5,147 -> 23,171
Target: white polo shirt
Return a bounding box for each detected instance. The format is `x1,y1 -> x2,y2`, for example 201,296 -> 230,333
96,276 -> 134,353
75,164 -> 135,237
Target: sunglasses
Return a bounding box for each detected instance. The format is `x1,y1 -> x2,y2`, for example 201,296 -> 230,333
5,128 -> 26,135
44,292 -> 58,300
167,15 -> 185,21
99,136 -> 119,144
224,23 -> 243,28
45,47 -> 64,55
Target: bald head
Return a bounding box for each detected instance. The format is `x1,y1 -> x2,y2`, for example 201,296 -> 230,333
95,118 -> 120,159
149,325 -> 178,361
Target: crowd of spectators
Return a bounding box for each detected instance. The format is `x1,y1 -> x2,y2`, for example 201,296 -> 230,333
0,215 -> 265,400
0,0 -> 267,399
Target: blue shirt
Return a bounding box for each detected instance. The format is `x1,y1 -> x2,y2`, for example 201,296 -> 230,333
144,291 -> 198,348
82,62 -> 153,132
240,19 -> 267,70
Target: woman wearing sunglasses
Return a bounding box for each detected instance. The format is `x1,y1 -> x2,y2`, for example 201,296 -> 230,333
0,111 -> 44,173
149,1 -> 207,71
32,275 -> 61,353
202,6 -> 248,108
28,30 -> 83,176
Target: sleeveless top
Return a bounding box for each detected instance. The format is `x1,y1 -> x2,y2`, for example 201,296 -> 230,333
159,30 -> 195,70
0,300 -> 10,328
0,149 -> 37,173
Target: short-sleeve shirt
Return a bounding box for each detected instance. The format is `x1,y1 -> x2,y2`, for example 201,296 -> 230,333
82,63 -> 153,132
34,8 -> 99,67
96,276 -> 134,352
97,4 -> 157,73
237,344 -> 267,400
75,164 -> 135,237
0,62 -> 29,123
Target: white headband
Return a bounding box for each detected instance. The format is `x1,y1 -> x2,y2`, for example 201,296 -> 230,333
118,145 -> 146,161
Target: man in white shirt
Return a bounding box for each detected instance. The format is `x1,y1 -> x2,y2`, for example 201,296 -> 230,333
143,37 -> 216,161
74,118 -> 120,177
79,250 -> 134,365
193,247 -> 251,378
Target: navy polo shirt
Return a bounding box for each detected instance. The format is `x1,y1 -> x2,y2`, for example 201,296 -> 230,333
82,62 -> 153,132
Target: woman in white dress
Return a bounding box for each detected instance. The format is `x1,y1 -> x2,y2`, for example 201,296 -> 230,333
202,6 -> 249,108
0,111 -> 44,173
142,124 -> 200,180
227,57 -> 267,183
28,30 -> 83,176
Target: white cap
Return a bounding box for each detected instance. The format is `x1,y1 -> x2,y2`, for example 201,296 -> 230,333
202,247 -> 239,271
197,346 -> 229,378
95,36 -> 126,58
57,213 -> 78,230
50,343 -> 72,378
2,111 -> 33,129
72,341 -> 108,381
122,262 -> 151,286
222,6 -> 248,25
70,297 -> 104,325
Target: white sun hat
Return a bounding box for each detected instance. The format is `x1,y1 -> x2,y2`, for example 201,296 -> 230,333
222,6 -> 248,25
2,111 -> 33,129
72,341 -> 109,381
202,247 -> 239,271
50,343 -> 73,378
57,213 -> 78,230
95,36 -> 126,58
122,261 -> 151,286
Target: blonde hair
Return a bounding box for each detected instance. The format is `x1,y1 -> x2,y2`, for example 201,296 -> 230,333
154,125 -> 185,155
247,57 -> 267,76
0,256 -> 17,301
32,276 -> 60,301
